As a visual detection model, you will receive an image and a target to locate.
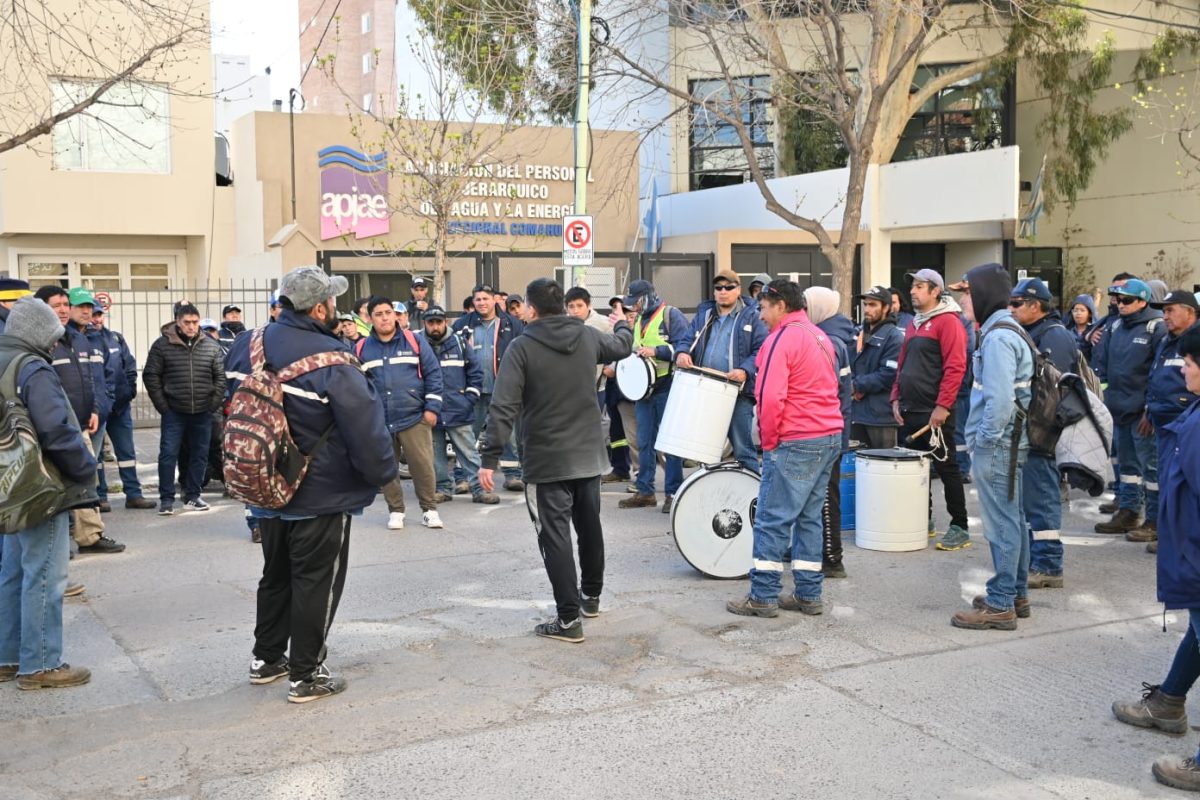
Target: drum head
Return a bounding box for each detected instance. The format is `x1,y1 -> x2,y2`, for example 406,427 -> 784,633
671,464 -> 761,579
616,356 -> 653,401
857,447 -> 926,462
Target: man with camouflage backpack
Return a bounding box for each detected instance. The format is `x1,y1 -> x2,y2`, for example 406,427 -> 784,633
223,266 -> 395,704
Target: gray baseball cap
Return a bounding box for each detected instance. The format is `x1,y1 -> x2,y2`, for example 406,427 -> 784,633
277,266 -> 349,311
905,269 -> 945,291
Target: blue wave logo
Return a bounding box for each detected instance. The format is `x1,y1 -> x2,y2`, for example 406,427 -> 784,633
318,145 -> 387,173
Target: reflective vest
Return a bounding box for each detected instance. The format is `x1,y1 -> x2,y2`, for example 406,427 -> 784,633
634,304 -> 672,378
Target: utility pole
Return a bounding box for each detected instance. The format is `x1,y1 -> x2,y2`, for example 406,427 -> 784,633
573,0 -> 591,216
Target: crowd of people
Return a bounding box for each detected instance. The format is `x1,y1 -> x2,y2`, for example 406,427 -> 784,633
4,260 -> 1200,789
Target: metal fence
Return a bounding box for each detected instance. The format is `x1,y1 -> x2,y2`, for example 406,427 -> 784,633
103,280 -> 276,426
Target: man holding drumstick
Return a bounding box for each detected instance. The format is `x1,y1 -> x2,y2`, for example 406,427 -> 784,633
676,269 -> 768,472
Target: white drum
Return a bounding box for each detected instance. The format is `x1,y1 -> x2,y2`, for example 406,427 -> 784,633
855,448 -> 929,552
671,463 -> 760,579
655,366 -> 743,464
616,355 -> 657,401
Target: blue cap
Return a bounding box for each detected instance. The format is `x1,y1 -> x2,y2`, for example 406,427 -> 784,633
1012,278 -> 1052,302
1108,279 -> 1151,302
622,279 -> 655,307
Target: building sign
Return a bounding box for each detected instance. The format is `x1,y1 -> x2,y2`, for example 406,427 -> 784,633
319,145 -> 389,241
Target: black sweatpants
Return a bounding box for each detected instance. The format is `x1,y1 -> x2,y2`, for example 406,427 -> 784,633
524,477 -> 605,623
254,512 -> 351,681
822,456 -> 842,567
900,410 -> 969,531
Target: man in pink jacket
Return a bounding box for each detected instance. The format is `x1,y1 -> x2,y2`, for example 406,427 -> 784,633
727,280 -> 844,618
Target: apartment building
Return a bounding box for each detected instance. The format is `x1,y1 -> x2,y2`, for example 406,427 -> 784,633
299,0 -> 398,118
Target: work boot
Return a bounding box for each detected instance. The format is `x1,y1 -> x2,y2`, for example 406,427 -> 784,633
974,594 -> 1030,619
1095,508 -> 1140,534
125,496 -> 156,510
618,493 -> 657,509
778,595 -> 824,615
472,492 -> 500,505
1153,754 -> 1200,792
1126,520 -> 1158,543
1149,540 -> 1159,554
1099,500 -> 1119,515
1113,683 -> 1188,734
1027,571 -> 1064,589
661,495 -> 673,515
16,664 -> 91,690
726,595 -> 779,618
601,472 -> 630,484
504,478 -> 525,492
951,603 -> 1017,630
433,492 -> 453,503
822,561 -> 847,579
454,481 -> 470,495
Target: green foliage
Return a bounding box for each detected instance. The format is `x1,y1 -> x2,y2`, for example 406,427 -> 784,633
779,104 -> 847,175
991,0 -> 1133,211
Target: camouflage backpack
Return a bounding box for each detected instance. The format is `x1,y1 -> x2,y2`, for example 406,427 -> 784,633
0,349 -> 68,533
223,327 -> 358,509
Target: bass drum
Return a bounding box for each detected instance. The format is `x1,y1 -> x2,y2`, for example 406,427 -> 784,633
671,462 -> 761,579
616,355 -> 657,402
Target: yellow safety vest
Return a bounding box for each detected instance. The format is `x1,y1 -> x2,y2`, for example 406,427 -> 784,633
634,304 -> 672,378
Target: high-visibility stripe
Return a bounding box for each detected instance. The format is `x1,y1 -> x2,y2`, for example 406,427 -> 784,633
1165,358 -> 1185,367
280,384 -> 328,404
972,382 -> 983,390
839,366 -> 852,377
89,355 -> 105,363
426,394 -> 442,402
440,359 -> 465,368
386,356 -> 419,365
226,370 -> 248,380
1120,474 -> 1143,484
1031,529 -> 1060,541
1013,380 -> 1032,388
956,444 -> 969,452
753,559 -> 784,571
1146,481 -> 1160,492
498,459 -> 520,468
465,387 -> 481,397
790,559 -> 823,572
51,358 -> 73,366
117,460 -> 137,468
885,360 -> 898,369
610,439 -> 629,448
361,359 -> 384,370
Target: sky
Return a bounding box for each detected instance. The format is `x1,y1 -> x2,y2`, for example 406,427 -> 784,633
210,0 -> 300,103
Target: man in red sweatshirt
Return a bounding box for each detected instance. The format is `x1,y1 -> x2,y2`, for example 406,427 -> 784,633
727,280 -> 843,618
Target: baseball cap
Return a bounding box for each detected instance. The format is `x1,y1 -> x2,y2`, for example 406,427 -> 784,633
855,285 -> 891,304
337,312 -> 354,322
1012,277 -> 1052,303
905,269 -> 945,291
200,318 -> 218,331
393,301 -> 409,314
1151,289 -> 1200,311
622,279 -> 655,307
68,287 -> 96,307
412,276 -> 427,287
506,294 -> 524,305
0,277 -> 32,302
608,296 -> 623,308
222,304 -> 241,316
1109,278 -> 1152,302
278,266 -> 349,310
424,305 -> 447,320
712,269 -> 741,286
269,290 -> 280,307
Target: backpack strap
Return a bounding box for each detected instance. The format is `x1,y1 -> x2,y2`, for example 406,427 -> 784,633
275,350 -> 358,382
981,319 -> 1035,500
355,337 -> 366,359
0,351 -> 35,405
402,328 -> 423,379
249,327 -> 267,374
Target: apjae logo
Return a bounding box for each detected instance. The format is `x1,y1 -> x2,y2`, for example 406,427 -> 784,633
319,145 -> 389,241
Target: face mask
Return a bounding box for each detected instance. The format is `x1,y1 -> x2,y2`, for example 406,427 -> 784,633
224,321 -> 245,335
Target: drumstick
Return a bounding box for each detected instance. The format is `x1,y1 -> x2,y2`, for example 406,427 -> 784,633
904,424 -> 931,444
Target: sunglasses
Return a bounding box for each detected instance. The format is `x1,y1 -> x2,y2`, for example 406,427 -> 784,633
473,284 -> 495,295
1116,295 -> 1141,306
1008,299 -> 1029,308
713,284 -> 739,292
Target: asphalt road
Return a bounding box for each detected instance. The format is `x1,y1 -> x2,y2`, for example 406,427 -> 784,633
1,446 -> 1187,799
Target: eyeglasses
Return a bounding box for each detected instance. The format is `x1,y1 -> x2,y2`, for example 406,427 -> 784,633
1008,299 -> 1028,308
473,284 -> 495,295
713,284 -> 739,292
1116,295 -> 1141,306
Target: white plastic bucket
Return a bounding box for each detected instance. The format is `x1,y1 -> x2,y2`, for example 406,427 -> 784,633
855,448 -> 929,552
655,366 -> 741,464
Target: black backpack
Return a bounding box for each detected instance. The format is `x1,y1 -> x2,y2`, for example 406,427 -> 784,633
0,349 -> 69,533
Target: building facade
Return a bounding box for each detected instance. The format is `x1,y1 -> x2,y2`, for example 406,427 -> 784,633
299,0 -> 398,118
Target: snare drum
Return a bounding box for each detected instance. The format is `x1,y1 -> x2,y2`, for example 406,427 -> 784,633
671,462 -> 761,579
616,355 -> 657,401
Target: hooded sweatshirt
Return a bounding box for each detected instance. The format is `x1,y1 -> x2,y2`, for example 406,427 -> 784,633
964,262 -> 1033,451
805,287 -> 854,446
891,293 -> 967,414
481,314 -> 632,483
1068,294 -> 1099,361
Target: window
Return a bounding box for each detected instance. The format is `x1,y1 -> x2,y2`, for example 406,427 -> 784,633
361,13 -> 372,33
51,80 -> 170,173
19,256 -> 175,290
689,76 -> 774,191
362,53 -> 373,74
363,93 -> 373,112
892,64 -> 1007,163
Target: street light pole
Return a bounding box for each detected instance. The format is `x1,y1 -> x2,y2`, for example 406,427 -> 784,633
573,0 -> 591,216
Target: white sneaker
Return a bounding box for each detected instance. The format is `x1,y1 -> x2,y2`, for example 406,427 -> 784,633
422,510 -> 443,529
387,512 -> 405,530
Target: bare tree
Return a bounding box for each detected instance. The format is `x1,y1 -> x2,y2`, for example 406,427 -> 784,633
596,0 -> 1134,308
0,1 -> 208,157
1132,31 -> 1200,189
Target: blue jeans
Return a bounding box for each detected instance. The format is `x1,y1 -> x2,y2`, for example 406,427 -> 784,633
1115,421 -> 1158,522
474,394 -> 521,482
97,405 -> 145,500
973,443 -> 1030,611
749,434 -> 839,603
634,389 -> 683,496
1163,608 -> 1200,697
434,424 -> 484,496
1024,451 -> 1063,575
954,394 -> 972,475
728,394 -> 759,473
0,512 -> 70,675
159,408 -> 212,503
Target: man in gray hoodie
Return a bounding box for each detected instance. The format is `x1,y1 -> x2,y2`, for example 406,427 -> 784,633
479,278 -> 632,643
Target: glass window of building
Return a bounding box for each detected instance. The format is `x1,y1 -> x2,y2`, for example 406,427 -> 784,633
689,75 -> 774,191
892,64 -> 1008,162
51,80 -> 171,173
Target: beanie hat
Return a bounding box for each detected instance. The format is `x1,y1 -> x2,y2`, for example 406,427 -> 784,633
803,286 -> 841,325
5,296 -> 64,351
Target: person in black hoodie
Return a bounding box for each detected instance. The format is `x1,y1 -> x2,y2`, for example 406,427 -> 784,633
479,278 -> 632,643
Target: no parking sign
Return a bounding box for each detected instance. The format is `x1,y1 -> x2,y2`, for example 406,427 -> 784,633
562,215 -> 594,267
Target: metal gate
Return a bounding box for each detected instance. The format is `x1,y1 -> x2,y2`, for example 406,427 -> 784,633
103,280 -> 277,425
